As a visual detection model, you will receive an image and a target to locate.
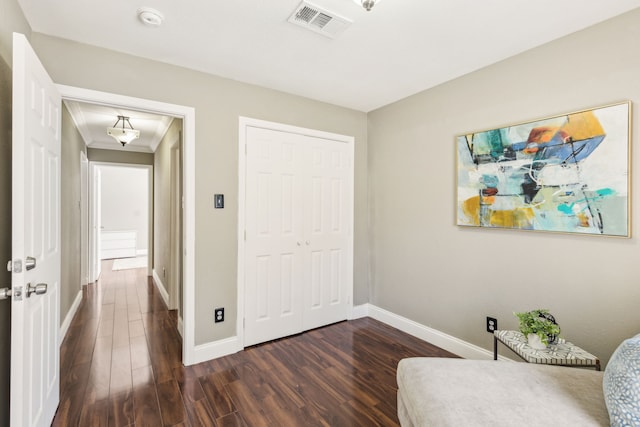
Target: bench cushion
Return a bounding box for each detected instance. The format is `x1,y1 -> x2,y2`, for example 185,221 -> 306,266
397,358 -> 608,427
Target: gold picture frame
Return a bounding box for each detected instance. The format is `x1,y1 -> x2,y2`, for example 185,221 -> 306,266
456,101 -> 631,237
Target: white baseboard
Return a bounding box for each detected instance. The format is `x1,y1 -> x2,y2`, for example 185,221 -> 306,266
177,315 -> 184,338
189,305 -> 369,364
365,304 -> 510,361
59,290 -> 82,346
350,303 -> 370,319
191,336 -> 242,365
187,303 -> 510,365
152,269 -> 170,308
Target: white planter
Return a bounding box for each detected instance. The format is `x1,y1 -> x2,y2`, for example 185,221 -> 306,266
527,333 -> 547,350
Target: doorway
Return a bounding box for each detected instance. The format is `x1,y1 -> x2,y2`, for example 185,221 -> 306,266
94,164 -> 151,272
58,84 -> 198,365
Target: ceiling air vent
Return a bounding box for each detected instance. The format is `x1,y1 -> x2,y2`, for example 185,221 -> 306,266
288,1 -> 352,39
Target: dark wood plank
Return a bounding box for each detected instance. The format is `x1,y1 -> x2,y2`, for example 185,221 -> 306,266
156,379 -> 187,426
199,371 -> 237,419
132,382 -> 163,426
108,390 -> 134,427
186,398 -> 218,427
54,259 -> 457,427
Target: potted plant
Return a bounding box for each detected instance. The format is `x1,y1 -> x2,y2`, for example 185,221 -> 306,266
514,309 -> 560,349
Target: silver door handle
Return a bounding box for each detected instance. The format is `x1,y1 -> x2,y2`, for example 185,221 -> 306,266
25,256 -> 36,271
26,283 -> 47,298
0,288 -> 11,300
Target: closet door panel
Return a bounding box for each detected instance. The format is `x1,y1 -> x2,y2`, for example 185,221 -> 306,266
302,137 -> 352,331
244,127 -> 305,346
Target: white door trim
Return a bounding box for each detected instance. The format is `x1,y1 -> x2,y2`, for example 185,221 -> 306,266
57,85 -> 198,365
237,116 -> 355,348
80,150 -> 89,286
169,141 -> 182,311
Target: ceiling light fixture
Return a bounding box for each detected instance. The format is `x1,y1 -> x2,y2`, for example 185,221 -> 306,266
137,7 -> 164,27
107,116 -> 140,146
354,0 -> 382,11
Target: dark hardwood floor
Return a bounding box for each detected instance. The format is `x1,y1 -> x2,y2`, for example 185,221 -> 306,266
52,260 -> 457,426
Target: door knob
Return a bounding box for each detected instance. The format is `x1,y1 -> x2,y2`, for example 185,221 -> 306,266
25,256 -> 36,271
26,283 -> 47,298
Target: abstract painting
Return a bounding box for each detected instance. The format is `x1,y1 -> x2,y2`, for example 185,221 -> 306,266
457,102 -> 631,236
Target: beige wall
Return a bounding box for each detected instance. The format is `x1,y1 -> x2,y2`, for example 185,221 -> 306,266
154,119 -> 182,300
60,104 -> 86,320
368,9 -> 640,366
0,0 -> 31,64
87,147 -> 154,165
0,0 -> 31,423
30,34 -> 369,345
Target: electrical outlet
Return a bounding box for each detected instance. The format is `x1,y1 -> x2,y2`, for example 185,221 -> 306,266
486,316 -> 497,333
214,307 -> 224,323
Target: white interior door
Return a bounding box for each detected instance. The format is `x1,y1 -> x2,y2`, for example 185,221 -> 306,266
11,32 -> 61,427
244,125 -> 353,347
170,144 -> 182,312
244,127 -> 305,346
80,151 -> 89,285
89,165 -> 102,281
302,137 -> 352,331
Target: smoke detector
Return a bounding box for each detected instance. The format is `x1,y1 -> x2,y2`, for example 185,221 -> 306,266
137,7 -> 164,27
288,1 -> 352,39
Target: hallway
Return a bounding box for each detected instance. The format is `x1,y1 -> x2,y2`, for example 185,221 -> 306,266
52,261 -> 455,426
53,260 -> 182,425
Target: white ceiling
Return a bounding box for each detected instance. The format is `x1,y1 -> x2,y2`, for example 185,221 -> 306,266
19,0 -> 640,113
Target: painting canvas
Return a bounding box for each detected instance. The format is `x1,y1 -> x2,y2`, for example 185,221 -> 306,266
456,102 -> 631,236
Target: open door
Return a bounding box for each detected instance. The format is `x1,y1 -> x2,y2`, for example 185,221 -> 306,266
80,151 -> 89,286
10,32 -> 61,426
89,164 -> 102,282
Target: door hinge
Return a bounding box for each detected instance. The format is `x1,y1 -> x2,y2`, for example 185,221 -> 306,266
244,230 -> 247,241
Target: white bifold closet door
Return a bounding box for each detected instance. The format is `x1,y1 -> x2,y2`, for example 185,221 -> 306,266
244,126 -> 352,347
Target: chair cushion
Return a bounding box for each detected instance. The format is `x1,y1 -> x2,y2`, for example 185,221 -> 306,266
603,334 -> 640,427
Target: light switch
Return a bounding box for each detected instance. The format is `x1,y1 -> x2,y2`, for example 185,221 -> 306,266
214,194 -> 224,209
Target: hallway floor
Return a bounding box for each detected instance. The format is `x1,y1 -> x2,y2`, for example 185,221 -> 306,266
52,260 -> 456,426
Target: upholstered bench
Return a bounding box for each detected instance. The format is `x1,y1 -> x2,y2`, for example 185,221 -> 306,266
397,334 -> 639,427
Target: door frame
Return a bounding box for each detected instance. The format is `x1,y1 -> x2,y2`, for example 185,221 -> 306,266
237,116 -> 355,348
80,150 -> 89,286
169,140 -> 182,315
57,85 -> 198,365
